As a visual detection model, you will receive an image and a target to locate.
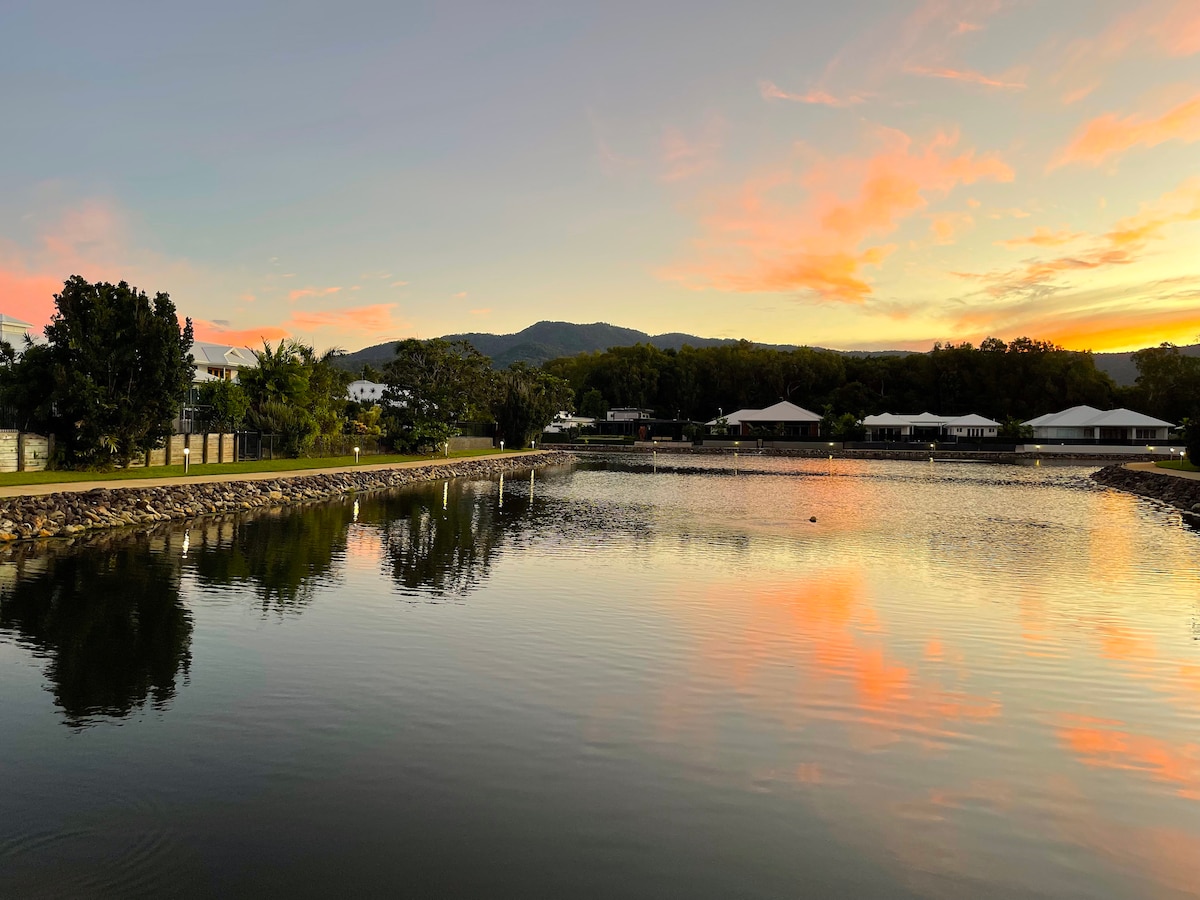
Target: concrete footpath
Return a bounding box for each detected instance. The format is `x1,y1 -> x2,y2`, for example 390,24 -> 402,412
0,451 -> 550,499
1125,461 -> 1200,481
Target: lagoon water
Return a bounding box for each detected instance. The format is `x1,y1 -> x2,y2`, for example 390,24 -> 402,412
2,456 -> 1199,898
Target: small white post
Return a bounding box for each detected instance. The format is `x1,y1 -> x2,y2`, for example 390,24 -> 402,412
183,446 -> 190,474
500,440 -> 505,452
354,446 -> 361,464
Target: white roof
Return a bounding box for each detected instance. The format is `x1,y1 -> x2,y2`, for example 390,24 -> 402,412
945,413 -> 1001,427
0,313 -> 33,329
1023,406 -> 1173,428
706,408 -> 755,426
863,412 -> 911,426
192,341 -> 257,367
737,400 -> 823,423
348,380 -> 387,401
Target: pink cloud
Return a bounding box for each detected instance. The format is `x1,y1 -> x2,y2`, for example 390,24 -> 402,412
470,308 -> 492,316
905,65 -> 1026,90
288,285 -> 343,301
452,291 -> 467,299
661,127 -> 1012,302
758,79 -> 866,108
390,280 -> 409,288
929,211 -> 974,245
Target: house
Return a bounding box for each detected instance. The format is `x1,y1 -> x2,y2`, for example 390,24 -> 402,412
705,400 -> 823,438
1023,406 -> 1173,443
607,408 -> 655,421
191,341 -> 257,384
0,313 -> 34,348
862,412 -> 1000,441
943,414 -> 1001,439
543,411 -> 597,434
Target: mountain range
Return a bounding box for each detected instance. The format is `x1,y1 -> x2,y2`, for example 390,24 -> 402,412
336,320 -> 1199,387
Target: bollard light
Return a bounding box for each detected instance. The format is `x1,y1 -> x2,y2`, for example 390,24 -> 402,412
444,441 -> 449,458
183,446 -> 190,474
500,440 -> 505,452
531,439 -> 536,450
354,446 -> 361,464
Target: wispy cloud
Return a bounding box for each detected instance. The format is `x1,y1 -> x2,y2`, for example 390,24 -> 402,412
1052,94 -> 1200,169
905,65 -> 1026,90
192,320 -> 289,345
470,308 -> 492,316
660,116 -> 725,182
286,303 -> 405,335
390,280 -> 409,288
997,227 -> 1087,249
452,291 -> 467,298
758,79 -> 866,108
288,285 -> 343,301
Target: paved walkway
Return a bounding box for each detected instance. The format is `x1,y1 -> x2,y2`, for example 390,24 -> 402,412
1125,461 -> 1200,481
0,451 -> 551,499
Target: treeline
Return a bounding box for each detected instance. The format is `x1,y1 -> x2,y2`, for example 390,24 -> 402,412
544,337 -> 1147,424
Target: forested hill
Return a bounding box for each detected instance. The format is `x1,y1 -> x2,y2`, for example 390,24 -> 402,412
338,320 -> 912,371
1093,343 -> 1200,386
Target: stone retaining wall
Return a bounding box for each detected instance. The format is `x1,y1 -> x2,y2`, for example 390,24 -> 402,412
0,452 -> 573,543
1092,465 -> 1200,526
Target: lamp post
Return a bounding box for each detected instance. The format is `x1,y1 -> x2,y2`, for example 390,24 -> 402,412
353,446 -> 361,464
183,446 -> 190,474
500,439 -> 505,452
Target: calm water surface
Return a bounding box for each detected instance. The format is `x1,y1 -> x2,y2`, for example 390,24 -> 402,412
1,456 -> 1198,898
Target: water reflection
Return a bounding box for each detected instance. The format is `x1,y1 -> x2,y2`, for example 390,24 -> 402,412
0,535 -> 191,728
188,502 -> 351,613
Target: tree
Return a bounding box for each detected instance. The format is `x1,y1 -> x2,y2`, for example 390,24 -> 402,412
1184,418 -> 1200,466
40,277 -> 194,467
382,339 -> 494,451
196,379 -> 250,432
492,364 -> 573,447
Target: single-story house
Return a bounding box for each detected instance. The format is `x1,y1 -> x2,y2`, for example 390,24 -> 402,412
607,407 -> 655,422
863,412 -> 1000,441
1023,406 -> 1173,443
706,400 -> 823,438
544,411 -> 597,434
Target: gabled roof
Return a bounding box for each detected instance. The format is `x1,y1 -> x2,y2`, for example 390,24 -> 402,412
737,400 -> 823,423
945,413 -> 1001,427
862,412 -> 911,426
192,341 -> 257,367
1023,405 -> 1173,428
706,407 -> 757,426
0,313 -> 33,329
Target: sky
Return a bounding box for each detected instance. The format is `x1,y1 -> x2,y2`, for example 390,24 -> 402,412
3,0 -> 1200,354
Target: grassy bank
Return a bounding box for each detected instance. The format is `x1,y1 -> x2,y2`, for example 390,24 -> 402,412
1155,459 -> 1199,472
0,448 -> 529,488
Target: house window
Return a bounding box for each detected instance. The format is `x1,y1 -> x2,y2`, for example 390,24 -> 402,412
1135,428 -> 1157,441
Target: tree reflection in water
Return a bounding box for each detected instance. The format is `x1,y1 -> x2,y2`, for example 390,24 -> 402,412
188,501 -> 351,614
363,480 -> 508,599
0,534 -> 192,728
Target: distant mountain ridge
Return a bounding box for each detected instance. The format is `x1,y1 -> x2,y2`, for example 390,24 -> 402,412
336,320 -> 1199,386
338,320 -> 912,372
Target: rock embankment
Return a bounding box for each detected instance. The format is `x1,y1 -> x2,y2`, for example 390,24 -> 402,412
1092,464 -> 1200,525
0,452 -> 573,543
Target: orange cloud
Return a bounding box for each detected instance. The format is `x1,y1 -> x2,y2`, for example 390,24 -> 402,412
1053,94 -> 1200,169
997,227 -> 1087,249
905,64 -> 1025,89
192,320 -> 289,345
288,285 -> 343,301
929,211 -> 973,245
758,79 -> 866,108
285,303 -> 404,335
662,127 -> 1011,301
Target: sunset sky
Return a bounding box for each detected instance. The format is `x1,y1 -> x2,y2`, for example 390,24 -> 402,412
3,0 -> 1200,353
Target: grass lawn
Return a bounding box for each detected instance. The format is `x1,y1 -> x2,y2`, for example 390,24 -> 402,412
1155,459 -> 1199,472
0,447 -> 532,488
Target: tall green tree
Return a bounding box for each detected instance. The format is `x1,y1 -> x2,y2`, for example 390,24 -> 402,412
36,276 -> 194,467
382,338 -> 495,450
492,364 -> 573,447
196,379 -> 250,432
